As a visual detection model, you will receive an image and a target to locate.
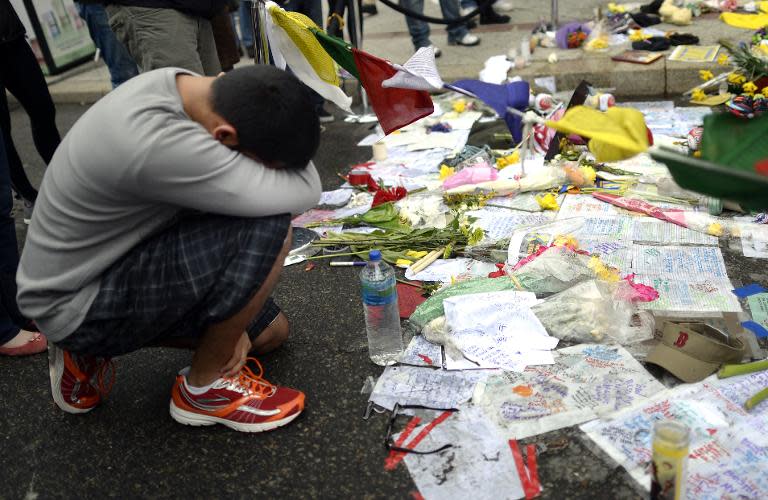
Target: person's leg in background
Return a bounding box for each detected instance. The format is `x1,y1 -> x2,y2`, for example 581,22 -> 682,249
0,36 -> 61,219
210,9 -> 241,72
75,3 -> 139,88
0,134 -> 47,355
106,6 -> 221,75
238,1 -> 255,58
479,0 -> 509,24
399,0 -> 438,55
441,0 -> 480,46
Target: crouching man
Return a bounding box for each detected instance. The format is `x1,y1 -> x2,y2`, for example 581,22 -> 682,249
17,65 -> 322,432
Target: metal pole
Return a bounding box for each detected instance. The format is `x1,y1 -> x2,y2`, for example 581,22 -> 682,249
550,0 -> 558,29
346,0 -> 369,114
250,0 -> 271,64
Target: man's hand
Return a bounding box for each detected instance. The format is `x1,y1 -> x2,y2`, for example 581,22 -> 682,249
220,331 -> 252,378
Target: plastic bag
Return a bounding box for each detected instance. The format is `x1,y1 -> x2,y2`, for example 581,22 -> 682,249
409,277 -> 521,330
442,165 -> 499,190
583,20 -> 610,51
530,279 -> 650,344
508,245 -> 601,295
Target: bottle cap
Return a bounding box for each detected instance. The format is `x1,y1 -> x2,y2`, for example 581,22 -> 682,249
369,249 -> 382,261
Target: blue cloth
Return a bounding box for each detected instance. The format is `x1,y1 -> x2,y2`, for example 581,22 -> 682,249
732,284 -> 767,298
451,79 -> 530,143
76,3 -> 138,88
0,134 -> 20,344
399,0 -> 468,49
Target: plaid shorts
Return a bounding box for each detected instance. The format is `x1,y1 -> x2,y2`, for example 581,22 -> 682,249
56,212 -> 290,357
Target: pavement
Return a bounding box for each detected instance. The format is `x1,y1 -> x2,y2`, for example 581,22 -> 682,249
4,103 -> 768,499
26,0 -> 756,106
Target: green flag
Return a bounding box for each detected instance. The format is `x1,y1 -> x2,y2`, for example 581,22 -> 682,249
310,28 -> 360,80
701,112 -> 768,174
650,147 -> 768,210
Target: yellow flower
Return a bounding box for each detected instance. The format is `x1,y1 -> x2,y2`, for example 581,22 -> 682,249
496,150 -> 520,169
691,88 -> 707,101
535,193 -> 560,211
743,81 -> 759,95
452,99 -> 467,113
588,256 -> 620,282
439,164 -> 455,180
727,73 -> 746,85
607,2 -> 625,13
717,54 -> 729,65
762,86 -> 768,98
395,258 -> 413,267
629,30 -> 648,42
552,235 -> 579,248
405,250 -> 428,259
707,223 -> 724,237
699,70 -> 714,81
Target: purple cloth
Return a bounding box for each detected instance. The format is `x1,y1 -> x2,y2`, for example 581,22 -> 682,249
555,22 -> 591,49
450,79 -> 530,143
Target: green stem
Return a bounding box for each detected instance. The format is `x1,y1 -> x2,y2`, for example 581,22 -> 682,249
745,387 -> 768,411
717,359 -> 768,379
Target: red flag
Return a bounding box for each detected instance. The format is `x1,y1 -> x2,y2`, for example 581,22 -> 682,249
352,48 -> 434,135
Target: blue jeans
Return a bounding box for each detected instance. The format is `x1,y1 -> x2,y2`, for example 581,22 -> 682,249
76,3 -> 139,88
0,135 -> 21,344
399,0 -> 468,48
238,1 -> 255,48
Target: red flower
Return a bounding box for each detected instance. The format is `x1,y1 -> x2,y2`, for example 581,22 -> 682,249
372,186 -> 407,207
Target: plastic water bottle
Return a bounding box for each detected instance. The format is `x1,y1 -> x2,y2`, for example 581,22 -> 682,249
360,250 -> 403,365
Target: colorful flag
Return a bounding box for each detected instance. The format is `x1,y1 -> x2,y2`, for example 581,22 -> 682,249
382,46 -> 444,92
311,29 -> 360,80
450,79 -> 530,142
265,2 -> 351,111
546,106 -> 649,162
352,48 -> 434,135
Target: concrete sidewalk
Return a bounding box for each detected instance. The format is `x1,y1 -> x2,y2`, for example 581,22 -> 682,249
38,2 -> 753,104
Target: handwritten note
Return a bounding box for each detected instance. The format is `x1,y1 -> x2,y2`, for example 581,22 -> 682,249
635,276 -> 742,313
474,344 -> 665,439
747,293 -> 768,329
404,258 -> 498,284
370,365 -> 492,411
443,292 -> 556,372
403,407 -> 526,500
581,371 -> 768,498
630,245 -> 729,279
631,218 -> 718,246
399,335 -> 443,367
469,212 -> 555,243
556,194 -> 621,219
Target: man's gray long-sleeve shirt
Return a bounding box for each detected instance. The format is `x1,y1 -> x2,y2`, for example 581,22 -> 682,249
17,68 -> 321,341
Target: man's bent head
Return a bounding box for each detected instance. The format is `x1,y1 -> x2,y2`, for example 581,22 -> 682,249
211,66 -> 320,169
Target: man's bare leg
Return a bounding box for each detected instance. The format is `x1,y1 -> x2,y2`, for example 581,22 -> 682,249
185,226 -> 292,387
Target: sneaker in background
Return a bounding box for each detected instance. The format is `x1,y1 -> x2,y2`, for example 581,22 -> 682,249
170,359 -> 304,433
318,108 -> 335,123
48,344 -> 114,414
23,200 -> 34,225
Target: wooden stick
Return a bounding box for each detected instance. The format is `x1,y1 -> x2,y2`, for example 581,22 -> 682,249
410,247 -> 444,274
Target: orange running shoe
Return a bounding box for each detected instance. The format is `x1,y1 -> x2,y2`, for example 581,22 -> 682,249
48,343 -> 115,414
170,358 -> 304,432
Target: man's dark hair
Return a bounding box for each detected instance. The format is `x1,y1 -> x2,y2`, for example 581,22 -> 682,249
211,66 -> 320,169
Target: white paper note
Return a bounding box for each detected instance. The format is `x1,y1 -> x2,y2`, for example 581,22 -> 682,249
403,407 -> 527,500
474,344 -> 666,440
370,365 -> 492,411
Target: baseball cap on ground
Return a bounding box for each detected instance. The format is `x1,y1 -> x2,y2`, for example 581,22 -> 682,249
645,322 -> 745,383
